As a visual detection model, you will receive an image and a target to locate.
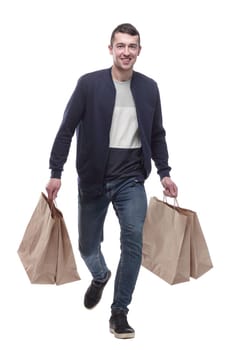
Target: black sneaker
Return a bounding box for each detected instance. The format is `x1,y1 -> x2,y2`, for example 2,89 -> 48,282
109,310 -> 135,339
84,270 -> 111,309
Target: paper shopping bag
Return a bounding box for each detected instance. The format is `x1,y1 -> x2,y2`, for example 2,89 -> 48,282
142,197 -> 191,284
174,206 -> 213,279
17,193 -> 80,285
142,197 -> 213,285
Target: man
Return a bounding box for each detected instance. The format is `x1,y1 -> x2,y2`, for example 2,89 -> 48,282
46,23 -> 178,339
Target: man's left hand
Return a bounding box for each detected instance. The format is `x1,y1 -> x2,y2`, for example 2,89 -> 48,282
161,176 -> 178,198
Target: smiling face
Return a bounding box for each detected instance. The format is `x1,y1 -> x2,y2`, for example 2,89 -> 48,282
108,32 -> 141,81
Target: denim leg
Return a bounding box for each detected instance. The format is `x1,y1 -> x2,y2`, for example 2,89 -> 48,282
78,192 -> 110,281
108,178 -> 147,313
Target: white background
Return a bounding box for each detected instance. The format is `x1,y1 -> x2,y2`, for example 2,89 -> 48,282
1,0 -> 232,349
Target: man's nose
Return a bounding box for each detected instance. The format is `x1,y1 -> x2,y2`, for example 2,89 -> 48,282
123,46 -> 130,55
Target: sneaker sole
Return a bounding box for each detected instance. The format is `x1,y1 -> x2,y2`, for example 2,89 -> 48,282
110,328 -> 135,339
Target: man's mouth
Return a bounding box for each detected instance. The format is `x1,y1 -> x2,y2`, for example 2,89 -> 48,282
121,58 -> 131,64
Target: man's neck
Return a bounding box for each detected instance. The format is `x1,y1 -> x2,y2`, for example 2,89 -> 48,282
111,66 -> 133,82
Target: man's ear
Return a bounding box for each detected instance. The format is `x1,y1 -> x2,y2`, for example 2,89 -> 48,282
138,46 -> 142,56
108,45 -> 113,55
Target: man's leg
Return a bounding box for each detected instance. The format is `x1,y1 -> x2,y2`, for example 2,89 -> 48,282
78,191 -> 111,308
107,178 -> 147,338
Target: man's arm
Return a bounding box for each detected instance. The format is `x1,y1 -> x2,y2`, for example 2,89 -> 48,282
46,77 -> 86,199
151,84 -> 178,197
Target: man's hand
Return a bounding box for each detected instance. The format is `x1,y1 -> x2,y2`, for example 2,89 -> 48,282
46,178 -> 61,200
161,176 -> 178,198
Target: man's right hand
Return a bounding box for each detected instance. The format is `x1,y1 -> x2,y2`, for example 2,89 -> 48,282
46,178 -> 61,200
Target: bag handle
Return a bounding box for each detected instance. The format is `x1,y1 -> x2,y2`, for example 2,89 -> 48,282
163,195 -> 179,208
41,192 -> 63,219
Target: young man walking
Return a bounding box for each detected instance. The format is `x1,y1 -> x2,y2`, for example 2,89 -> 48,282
46,23 -> 178,339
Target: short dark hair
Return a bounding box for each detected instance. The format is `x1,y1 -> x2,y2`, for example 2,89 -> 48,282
110,23 -> 141,46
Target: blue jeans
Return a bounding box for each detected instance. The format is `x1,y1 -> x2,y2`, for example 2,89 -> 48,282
78,177 -> 147,313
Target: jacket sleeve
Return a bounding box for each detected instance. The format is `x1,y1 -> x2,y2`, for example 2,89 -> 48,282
49,77 -> 86,178
151,84 -> 171,179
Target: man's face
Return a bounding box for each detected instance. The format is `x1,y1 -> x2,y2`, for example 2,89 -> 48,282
109,32 -> 141,72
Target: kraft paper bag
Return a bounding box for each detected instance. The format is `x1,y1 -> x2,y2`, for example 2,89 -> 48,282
17,193 -> 80,285
173,205 -> 213,279
142,197 -> 191,284
142,197 -> 213,285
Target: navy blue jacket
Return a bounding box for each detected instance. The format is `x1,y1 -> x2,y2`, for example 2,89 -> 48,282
49,68 -> 171,196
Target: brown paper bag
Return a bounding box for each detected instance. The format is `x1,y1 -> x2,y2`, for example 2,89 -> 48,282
142,197 -> 191,284
17,193 -> 81,285
142,197 -> 213,284
174,206 -> 213,279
